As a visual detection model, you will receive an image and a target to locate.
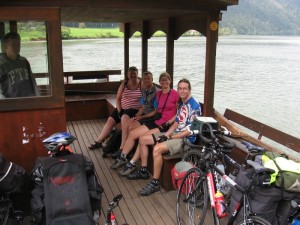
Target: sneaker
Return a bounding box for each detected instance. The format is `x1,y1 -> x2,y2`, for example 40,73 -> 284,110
110,157 -> 127,169
118,163 -> 137,176
139,182 -> 160,196
111,149 -> 121,159
88,142 -> 102,150
127,169 -> 149,180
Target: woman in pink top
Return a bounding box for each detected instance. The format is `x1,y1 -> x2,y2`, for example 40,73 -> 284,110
88,66 -> 142,150
111,72 -> 179,172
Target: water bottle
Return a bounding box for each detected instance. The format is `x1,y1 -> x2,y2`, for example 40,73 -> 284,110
215,191 -> 227,218
110,212 -> 116,225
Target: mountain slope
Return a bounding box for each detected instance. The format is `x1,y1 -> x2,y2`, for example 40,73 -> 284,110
220,0 -> 300,35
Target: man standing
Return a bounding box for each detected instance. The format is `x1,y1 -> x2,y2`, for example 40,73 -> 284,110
128,78 -> 201,196
0,32 -> 39,98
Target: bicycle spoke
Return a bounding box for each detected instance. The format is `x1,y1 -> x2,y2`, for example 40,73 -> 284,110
183,150 -> 204,169
176,168 -> 208,225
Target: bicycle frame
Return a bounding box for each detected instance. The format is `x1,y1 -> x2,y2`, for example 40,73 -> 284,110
105,194 -> 123,225
212,163 -> 259,225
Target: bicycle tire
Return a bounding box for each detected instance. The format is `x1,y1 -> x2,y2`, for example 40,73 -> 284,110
176,167 -> 208,225
183,149 -> 204,169
236,216 -> 272,225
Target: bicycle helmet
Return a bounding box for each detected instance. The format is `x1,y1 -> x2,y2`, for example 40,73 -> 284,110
43,132 -> 77,152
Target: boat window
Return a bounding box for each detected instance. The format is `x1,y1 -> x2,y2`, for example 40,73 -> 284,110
0,20 -> 51,99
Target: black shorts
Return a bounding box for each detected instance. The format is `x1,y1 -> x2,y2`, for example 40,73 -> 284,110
110,108 -> 139,123
143,120 -> 168,132
138,117 -> 155,125
144,120 -> 159,130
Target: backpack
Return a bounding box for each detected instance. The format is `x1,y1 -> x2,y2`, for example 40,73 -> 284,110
259,152 -> 300,192
102,129 -> 122,158
0,154 -> 26,194
32,153 -> 102,225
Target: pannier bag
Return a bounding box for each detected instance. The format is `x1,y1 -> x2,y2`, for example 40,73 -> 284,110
171,161 -> 196,193
0,154 -> 26,194
228,167 -> 282,224
261,152 -> 300,192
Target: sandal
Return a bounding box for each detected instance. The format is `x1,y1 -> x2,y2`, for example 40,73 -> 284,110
88,142 -> 102,150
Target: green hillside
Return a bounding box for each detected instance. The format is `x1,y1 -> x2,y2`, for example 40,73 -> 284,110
220,0 -> 300,35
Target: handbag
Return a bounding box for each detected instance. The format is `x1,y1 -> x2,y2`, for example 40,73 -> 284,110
154,90 -> 171,121
153,112 -> 162,120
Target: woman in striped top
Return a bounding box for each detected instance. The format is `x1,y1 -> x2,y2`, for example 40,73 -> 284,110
88,66 -> 142,150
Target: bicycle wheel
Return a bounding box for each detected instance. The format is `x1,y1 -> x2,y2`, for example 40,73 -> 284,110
183,150 -> 204,169
236,216 -> 272,225
176,167 -> 208,225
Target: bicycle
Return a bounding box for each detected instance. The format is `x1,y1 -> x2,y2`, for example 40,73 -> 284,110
0,193 -> 24,225
176,122 -> 273,225
105,194 -> 128,225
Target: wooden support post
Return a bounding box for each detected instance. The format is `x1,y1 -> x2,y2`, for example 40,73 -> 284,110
166,18 -> 175,88
124,23 -> 130,79
203,13 -> 219,116
142,20 -> 149,72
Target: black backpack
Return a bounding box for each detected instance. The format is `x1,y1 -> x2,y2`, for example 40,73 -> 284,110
31,153 -> 103,225
102,129 -> 122,158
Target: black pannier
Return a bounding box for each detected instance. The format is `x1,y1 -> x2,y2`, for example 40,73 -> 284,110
0,154 -> 26,194
228,167 -> 282,224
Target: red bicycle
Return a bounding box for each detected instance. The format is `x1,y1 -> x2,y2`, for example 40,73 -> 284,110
176,122 -> 273,225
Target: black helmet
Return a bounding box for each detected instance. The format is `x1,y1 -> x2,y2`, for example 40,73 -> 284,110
43,132 -> 77,152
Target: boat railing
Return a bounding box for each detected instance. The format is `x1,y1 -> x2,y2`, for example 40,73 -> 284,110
214,109 -> 300,161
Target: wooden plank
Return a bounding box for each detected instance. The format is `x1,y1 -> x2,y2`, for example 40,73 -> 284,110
224,108 -> 300,152
67,119 -> 236,225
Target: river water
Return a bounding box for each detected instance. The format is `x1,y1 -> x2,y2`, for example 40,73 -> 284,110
22,36 -> 300,146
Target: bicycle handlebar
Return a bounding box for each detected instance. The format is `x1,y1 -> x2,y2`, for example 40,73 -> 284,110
199,122 -> 216,144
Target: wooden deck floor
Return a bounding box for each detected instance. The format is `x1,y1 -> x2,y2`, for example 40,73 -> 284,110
67,119 -> 229,225
67,119 -> 179,225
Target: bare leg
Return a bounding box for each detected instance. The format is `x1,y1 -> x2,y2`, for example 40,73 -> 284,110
119,115 -> 131,149
129,120 -> 142,131
152,142 -> 169,179
138,128 -> 160,166
95,117 -> 116,143
122,125 -> 149,155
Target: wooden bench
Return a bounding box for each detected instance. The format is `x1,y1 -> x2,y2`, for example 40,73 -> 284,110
219,108 -> 300,162
64,70 -> 121,83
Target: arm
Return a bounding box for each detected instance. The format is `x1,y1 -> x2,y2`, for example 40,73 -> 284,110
164,121 -> 178,137
116,82 -> 125,112
26,59 -> 40,96
168,129 -> 190,140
